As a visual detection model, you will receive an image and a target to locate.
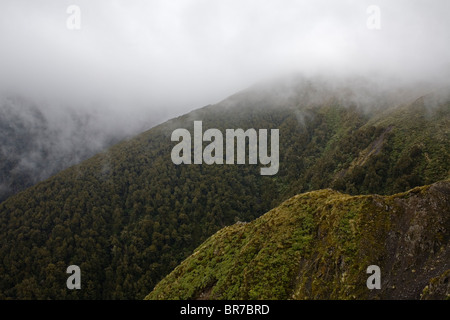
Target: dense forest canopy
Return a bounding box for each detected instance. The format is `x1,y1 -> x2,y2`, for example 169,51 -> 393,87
0,77 -> 449,299
0,95 -> 143,203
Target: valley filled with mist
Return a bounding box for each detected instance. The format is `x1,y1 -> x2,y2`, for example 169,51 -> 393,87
0,1 -> 449,301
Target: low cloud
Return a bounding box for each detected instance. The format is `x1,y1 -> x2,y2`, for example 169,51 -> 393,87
0,0 -> 449,120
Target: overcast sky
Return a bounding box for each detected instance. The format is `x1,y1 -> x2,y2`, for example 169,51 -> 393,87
1,0 -> 449,121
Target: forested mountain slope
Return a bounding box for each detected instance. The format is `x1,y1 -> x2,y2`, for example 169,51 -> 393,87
0,96 -> 135,203
147,179 -> 450,300
0,76 -> 449,299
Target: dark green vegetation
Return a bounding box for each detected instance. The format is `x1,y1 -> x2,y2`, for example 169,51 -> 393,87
0,77 -> 449,299
147,179 -> 450,300
0,96 -> 129,203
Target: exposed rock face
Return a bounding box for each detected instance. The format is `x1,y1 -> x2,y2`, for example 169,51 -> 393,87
379,181 -> 450,299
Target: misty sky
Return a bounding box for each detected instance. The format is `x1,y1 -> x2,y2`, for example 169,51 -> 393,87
1,0 -> 449,121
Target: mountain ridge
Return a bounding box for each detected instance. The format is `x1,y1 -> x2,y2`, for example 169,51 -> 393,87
0,76 -> 449,299
146,179 -> 450,300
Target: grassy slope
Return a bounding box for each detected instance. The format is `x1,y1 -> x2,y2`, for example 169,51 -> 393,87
147,179 -> 450,300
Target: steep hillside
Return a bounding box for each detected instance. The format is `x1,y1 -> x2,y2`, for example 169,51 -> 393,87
147,180 -> 450,300
0,77 -> 449,299
0,96 -> 135,203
